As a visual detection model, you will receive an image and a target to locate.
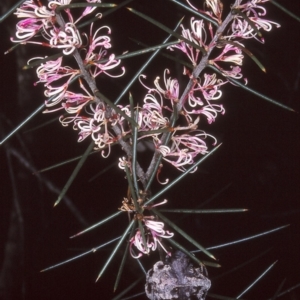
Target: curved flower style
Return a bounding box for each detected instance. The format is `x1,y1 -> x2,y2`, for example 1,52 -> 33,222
140,93 -> 169,132
168,18 -> 208,66
84,24 -> 124,78
187,0 -> 223,24
211,43 -> 244,66
48,0 -> 72,7
47,23 -> 83,55
154,69 -> 179,104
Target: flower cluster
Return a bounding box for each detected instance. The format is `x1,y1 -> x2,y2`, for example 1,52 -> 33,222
13,0 -> 279,171
169,0 -> 280,78
15,1 -> 125,156
227,0 -> 280,42
69,102 -> 130,157
136,69 -> 221,172
12,0 -> 102,53
130,218 -> 174,259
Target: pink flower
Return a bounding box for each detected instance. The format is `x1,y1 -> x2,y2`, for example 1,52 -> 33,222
30,56 -> 80,107
184,104 -> 225,124
130,219 -> 173,258
205,0 -> 223,21
155,131 -> 217,171
34,56 -> 79,86
199,73 -> 225,100
11,0 -> 54,43
187,0 -> 223,23
14,18 -> 45,42
60,91 -> 93,114
141,93 -> 169,132
182,73 -> 226,123
46,23 -> 82,55
84,24 -> 124,78
168,18 -> 208,65
75,0 -> 102,24
211,43 -> 244,66
154,69 -> 179,104
225,1 -> 280,42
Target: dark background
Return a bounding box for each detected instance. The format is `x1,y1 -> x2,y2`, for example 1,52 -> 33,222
0,1 -> 299,299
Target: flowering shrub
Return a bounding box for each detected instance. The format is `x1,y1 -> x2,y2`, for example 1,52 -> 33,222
2,0 -> 298,298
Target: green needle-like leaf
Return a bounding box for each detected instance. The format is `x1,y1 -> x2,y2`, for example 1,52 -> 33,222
0,0 -> 26,23
70,211 -> 122,238
23,116 -> 58,133
208,65 -> 296,112
127,7 -> 206,55
114,226 -> 135,292
270,278 -> 286,300
35,150 -> 100,174
138,128 -> 170,137
201,260 -> 222,268
1,75 -> 81,146
135,257 -> 146,275
40,236 -> 121,272
97,40 -> 179,64
207,293 -> 243,300
131,108 -> 140,197
167,238 -> 204,266
129,38 -> 191,70
159,208 -> 248,213
56,2 -> 115,12
0,104 -> 45,146
270,0 -> 300,22
112,278 -> 143,300
129,92 -> 134,121
153,209 -> 216,260
169,238 -> 221,267
195,224 -> 290,252
88,162 -> 115,182
4,43 -> 21,54
137,220 -> 148,257
96,220 -> 135,282
54,141 -> 94,207
268,283 -> 300,300
212,248 -> 272,280
124,165 -> 138,206
236,261 -> 278,299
